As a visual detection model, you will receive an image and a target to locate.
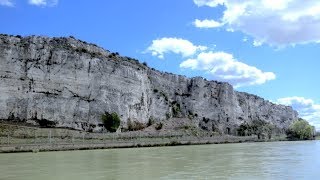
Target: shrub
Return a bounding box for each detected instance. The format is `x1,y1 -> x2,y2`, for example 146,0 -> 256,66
75,48 -> 88,54
155,122 -> 163,130
169,140 -> 180,146
101,112 -> 120,132
153,88 -> 159,93
237,120 -> 275,139
108,52 -> 118,58
172,103 -> 181,117
127,119 -> 145,131
81,48 -> 88,53
37,119 -> 57,128
142,62 -> 148,66
147,117 -> 155,126
286,118 -> 315,140
202,117 -> 209,123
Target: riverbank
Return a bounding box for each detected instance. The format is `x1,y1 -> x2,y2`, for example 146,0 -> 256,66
0,135 -> 272,153
0,122 -> 288,153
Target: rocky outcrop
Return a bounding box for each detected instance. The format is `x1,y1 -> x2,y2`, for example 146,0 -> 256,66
0,34 -> 298,134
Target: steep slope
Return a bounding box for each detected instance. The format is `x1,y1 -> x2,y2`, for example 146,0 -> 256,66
0,34 -> 298,134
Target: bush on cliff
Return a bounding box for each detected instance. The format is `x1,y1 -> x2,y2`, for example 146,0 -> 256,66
101,112 -> 120,132
155,122 -> 163,130
286,118 -> 315,140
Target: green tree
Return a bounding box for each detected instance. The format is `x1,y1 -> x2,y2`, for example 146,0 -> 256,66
101,112 -> 120,132
286,118 -> 315,140
237,120 -> 275,139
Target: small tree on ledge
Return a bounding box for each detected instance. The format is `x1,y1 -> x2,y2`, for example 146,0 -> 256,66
101,112 -> 120,132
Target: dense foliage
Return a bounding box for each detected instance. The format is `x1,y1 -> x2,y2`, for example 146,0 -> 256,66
286,118 -> 315,140
237,120 -> 275,139
101,112 -> 120,132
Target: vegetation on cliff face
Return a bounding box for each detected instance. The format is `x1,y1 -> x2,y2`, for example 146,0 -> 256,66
237,120 -> 276,139
101,112 -> 120,132
286,118 -> 315,140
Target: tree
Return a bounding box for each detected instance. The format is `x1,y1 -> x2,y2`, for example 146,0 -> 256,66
237,120 -> 275,139
286,118 -> 315,140
101,112 -> 120,132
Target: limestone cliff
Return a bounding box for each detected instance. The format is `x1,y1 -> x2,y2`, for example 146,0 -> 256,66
0,34 -> 298,134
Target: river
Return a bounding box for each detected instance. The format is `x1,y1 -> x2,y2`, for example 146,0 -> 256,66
0,141 -> 319,180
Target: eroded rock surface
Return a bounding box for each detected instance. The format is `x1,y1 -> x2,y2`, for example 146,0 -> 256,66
0,34 -> 298,133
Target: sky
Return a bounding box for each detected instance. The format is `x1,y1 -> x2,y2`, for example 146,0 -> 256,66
1,0 -> 320,129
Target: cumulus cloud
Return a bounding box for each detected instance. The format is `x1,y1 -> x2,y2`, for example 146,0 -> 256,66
194,19 -> 223,28
180,51 -> 276,87
147,37 -> 275,87
146,37 -> 207,59
0,0 -> 14,7
28,0 -> 58,7
277,97 -> 320,130
193,0 -> 320,46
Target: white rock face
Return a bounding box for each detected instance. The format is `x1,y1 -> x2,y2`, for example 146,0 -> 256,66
0,34 -> 298,133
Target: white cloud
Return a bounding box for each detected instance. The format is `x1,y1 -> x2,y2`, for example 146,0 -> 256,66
242,37 -> 248,42
28,0 -> 58,7
253,40 -> 263,47
194,19 -> 223,28
180,51 -> 276,87
146,37 -> 207,59
277,97 -> 320,130
193,0 -> 225,7
0,0 -> 14,7
147,37 -> 275,87
193,0 -> 320,46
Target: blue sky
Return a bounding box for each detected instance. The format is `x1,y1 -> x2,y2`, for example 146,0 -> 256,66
1,0 -> 319,129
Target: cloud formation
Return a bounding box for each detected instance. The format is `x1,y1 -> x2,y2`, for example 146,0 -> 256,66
28,0 -> 58,7
147,37 -> 276,87
0,0 -> 14,7
180,51 -> 276,87
146,37 -> 207,59
193,0 -> 320,46
194,19 -> 223,28
277,97 -> 320,130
